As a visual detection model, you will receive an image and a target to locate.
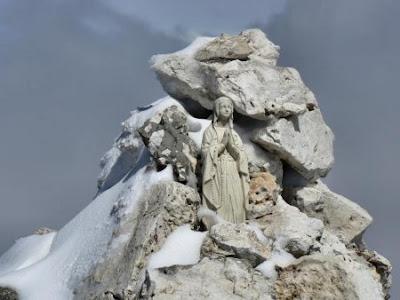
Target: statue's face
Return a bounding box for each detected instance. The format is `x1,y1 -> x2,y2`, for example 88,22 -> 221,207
218,100 -> 233,121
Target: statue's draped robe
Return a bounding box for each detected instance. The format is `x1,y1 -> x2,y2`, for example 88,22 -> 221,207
201,124 -> 249,223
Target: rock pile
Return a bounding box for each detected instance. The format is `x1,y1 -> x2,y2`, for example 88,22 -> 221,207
81,28 -> 390,299
0,29 -> 390,300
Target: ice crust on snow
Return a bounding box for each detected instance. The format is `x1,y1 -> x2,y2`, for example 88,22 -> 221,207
0,165 -> 173,300
148,225 -> 207,269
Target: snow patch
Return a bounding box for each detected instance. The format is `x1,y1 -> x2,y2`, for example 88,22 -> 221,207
197,206 -> 225,228
0,232 -> 56,277
255,236 -> 296,280
148,225 -> 207,269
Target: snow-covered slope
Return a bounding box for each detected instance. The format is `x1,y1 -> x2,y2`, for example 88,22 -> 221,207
0,99 -> 177,299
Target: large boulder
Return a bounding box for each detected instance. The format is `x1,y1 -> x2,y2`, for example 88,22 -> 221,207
283,180 -> 372,244
152,29 -> 317,120
209,223 -> 272,267
252,109 -> 334,180
254,197 -> 324,257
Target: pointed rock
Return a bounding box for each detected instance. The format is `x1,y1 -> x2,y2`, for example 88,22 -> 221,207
152,29 -> 317,120
252,109 -> 334,180
283,181 -> 372,244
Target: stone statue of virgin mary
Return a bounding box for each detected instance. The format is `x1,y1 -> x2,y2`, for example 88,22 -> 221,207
201,96 -> 250,224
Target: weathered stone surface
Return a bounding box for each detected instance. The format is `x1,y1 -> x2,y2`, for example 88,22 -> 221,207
235,122 -> 283,183
309,231 -> 385,299
209,223 -> 271,266
144,257 -> 273,300
0,287 -> 18,300
138,105 -> 199,183
97,97 -> 208,192
247,172 -> 280,219
253,109 -> 334,180
152,29 -> 317,120
240,29 -> 280,62
204,59 -> 316,120
194,33 -> 253,62
275,256 -> 355,299
284,180 -> 372,244
358,249 -> 392,299
74,182 -> 201,300
255,197 -> 324,257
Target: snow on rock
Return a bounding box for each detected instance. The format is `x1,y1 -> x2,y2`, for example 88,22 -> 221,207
0,164 -> 173,300
256,249 -> 295,280
74,180 -> 201,299
98,96 -> 209,192
148,225 -> 207,269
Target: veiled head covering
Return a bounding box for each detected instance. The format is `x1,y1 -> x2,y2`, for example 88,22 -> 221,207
213,96 -> 234,128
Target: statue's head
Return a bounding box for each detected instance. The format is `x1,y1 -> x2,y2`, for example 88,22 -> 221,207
213,96 -> 234,128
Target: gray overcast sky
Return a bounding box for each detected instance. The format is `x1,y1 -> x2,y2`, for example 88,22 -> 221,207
0,0 -> 398,297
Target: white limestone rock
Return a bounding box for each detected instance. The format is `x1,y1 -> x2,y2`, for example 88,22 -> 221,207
252,109 -> 334,180
235,121 -> 283,183
209,223 -> 272,267
274,253 -> 384,300
284,180 -> 373,244
152,29 -> 317,120
255,196 -> 324,257
144,257 -> 273,300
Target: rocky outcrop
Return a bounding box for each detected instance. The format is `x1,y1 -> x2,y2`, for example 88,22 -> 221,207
137,105 -> 199,184
0,287 -> 18,300
283,180 -> 372,244
74,182 -> 201,300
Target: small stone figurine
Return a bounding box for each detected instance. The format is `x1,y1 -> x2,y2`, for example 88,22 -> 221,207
201,96 -> 250,224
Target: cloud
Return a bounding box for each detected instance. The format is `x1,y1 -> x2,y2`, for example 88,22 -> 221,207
102,0 -> 287,39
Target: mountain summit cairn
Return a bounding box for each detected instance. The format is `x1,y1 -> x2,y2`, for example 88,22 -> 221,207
0,29 -> 391,300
